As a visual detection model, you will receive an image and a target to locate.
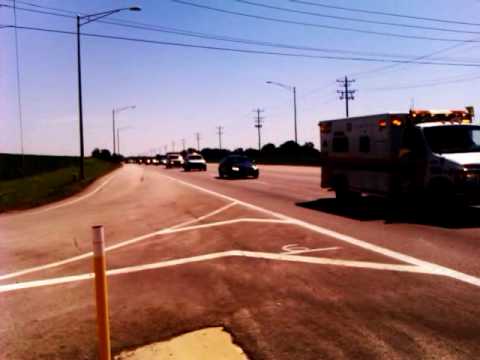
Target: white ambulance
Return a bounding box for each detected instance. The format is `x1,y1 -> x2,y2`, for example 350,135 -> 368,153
319,108 -> 480,205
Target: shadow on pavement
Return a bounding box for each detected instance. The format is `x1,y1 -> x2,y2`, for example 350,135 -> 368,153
296,197 -> 480,229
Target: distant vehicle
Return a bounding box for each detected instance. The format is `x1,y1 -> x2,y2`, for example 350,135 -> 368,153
166,153 -> 184,168
152,158 -> 160,165
158,155 -> 167,165
218,155 -> 259,179
145,158 -> 152,165
184,153 -> 207,171
319,107 -> 480,205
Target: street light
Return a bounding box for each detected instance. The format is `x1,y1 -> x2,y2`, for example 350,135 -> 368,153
117,126 -> 132,155
76,6 -> 141,180
112,105 -> 136,154
266,81 -> 298,143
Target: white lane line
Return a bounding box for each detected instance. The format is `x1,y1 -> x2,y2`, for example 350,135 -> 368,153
282,247 -> 340,255
162,175 -> 480,288
5,171 -> 119,217
0,202 -> 237,280
0,250 -> 440,294
0,217 -> 291,281
105,218 -> 292,252
168,202 -> 237,230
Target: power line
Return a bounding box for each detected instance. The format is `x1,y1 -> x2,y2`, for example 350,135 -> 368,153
236,0 -> 480,35
6,2 -> 480,62
337,76 -> 356,117
171,0 -> 477,43
4,3 -> 480,107
4,24 -> 480,67
349,38 -> 480,79
6,0 -> 79,15
5,0 -> 480,92
254,109 -> 264,150
289,0 -> 480,27
0,3 -> 74,19
364,73 -> 480,92
217,126 -> 224,150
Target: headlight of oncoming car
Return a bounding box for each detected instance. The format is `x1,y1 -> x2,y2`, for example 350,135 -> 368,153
251,164 -> 257,170
232,166 -> 240,171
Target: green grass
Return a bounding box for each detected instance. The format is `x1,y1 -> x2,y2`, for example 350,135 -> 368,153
0,158 -> 120,213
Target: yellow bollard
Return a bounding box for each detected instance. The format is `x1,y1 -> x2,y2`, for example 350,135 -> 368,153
92,225 -> 111,360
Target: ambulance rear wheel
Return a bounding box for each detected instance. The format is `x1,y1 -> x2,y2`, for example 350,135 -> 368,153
334,177 -> 358,202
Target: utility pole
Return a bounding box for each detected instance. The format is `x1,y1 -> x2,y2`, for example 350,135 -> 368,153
195,132 -> 201,151
164,145 -> 168,154
254,108 -> 264,151
172,141 -> 175,152
112,109 -> 116,154
217,126 -> 224,150
182,138 -> 186,151
293,86 -> 297,143
13,0 -> 25,175
75,7 -> 140,180
112,106 -> 135,154
117,128 -> 120,155
76,15 -> 85,180
337,76 -> 356,118
266,81 -> 298,143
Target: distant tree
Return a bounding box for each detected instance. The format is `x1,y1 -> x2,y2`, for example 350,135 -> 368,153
233,148 -> 244,154
100,149 -> 112,160
261,143 -> 276,153
91,148 -> 101,158
279,140 -> 300,154
91,148 -> 122,162
245,148 -> 259,159
201,148 -> 231,162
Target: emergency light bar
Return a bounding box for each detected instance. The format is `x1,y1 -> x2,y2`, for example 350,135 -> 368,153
409,108 -> 472,124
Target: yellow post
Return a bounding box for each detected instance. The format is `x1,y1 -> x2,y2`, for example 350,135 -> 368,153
92,225 -> 111,360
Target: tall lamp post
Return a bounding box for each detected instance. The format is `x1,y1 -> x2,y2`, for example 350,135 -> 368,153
76,6 -> 141,179
266,81 -> 298,143
112,106 -> 136,154
117,126 -> 132,155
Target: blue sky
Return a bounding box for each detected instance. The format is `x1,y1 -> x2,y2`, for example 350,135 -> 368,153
2,0 -> 480,156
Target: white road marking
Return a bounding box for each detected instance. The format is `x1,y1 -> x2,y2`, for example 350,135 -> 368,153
0,217 -> 291,281
3,172 -> 118,217
0,250 -> 441,294
162,175 -> 480,288
168,202 -> 237,230
281,244 -> 340,255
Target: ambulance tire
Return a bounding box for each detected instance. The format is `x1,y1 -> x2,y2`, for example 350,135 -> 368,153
334,176 -> 359,203
426,179 -> 455,210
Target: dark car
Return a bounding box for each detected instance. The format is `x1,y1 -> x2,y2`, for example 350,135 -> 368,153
218,155 -> 259,179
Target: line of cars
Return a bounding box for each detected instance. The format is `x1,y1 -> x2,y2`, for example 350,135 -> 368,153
165,152 -> 207,171
130,152 -> 259,179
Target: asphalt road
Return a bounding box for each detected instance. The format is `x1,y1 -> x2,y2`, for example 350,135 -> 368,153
1,164 -> 480,359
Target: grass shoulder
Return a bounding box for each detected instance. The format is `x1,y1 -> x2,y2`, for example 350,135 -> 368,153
0,158 -> 120,213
